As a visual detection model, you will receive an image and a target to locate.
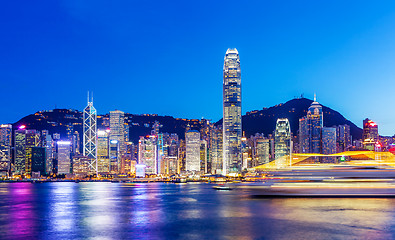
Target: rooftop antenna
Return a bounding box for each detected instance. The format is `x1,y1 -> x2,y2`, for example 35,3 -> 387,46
87,91 -> 90,104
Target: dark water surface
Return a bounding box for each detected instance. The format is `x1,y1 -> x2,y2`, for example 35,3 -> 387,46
0,182 -> 394,239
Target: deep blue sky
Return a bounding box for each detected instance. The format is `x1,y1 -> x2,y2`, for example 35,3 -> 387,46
1,1 -> 395,135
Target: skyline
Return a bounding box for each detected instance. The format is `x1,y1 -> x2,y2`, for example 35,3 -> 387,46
2,1 -> 395,135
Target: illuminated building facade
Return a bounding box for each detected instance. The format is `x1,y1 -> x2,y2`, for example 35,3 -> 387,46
14,128 -> 26,174
97,130 -> 110,173
210,126 -> 223,174
0,124 -> 12,174
322,127 -> 337,162
274,118 -> 291,159
26,147 -> 46,176
299,96 -> 323,154
200,140 -> 208,173
363,118 -> 378,150
41,130 -> 54,175
255,138 -> 270,165
223,48 -> 242,175
83,94 -> 97,174
337,124 -> 351,152
138,136 -> 157,175
110,110 -> 125,156
57,141 -> 71,174
186,130 -> 200,172
109,140 -> 119,174
72,155 -> 90,177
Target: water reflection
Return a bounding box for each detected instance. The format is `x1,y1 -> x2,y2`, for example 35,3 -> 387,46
0,183 -> 394,239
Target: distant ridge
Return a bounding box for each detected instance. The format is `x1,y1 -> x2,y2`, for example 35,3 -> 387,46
12,98 -> 363,144
215,98 -> 362,140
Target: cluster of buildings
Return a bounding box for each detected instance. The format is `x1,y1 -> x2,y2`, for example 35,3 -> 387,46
0,49 -> 387,179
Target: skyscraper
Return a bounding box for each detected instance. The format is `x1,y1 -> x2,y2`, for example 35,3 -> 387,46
322,127 -> 337,162
83,93 -> 97,174
97,130 -> 110,173
223,48 -> 242,176
57,141 -> 71,175
210,126 -> 223,174
274,118 -> 291,159
0,124 -> 12,175
299,96 -> 323,154
362,118 -> 378,150
186,130 -> 201,172
138,135 -> 157,175
110,110 -> 125,172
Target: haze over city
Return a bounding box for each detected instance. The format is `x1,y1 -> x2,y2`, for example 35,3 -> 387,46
1,1 -> 395,135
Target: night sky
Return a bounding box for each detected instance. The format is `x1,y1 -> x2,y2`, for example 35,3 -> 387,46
1,1 -> 395,135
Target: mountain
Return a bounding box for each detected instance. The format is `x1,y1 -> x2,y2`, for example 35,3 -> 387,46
216,98 -> 362,140
12,98 -> 363,145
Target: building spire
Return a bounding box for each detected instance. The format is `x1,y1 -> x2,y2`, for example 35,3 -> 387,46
314,93 -> 316,102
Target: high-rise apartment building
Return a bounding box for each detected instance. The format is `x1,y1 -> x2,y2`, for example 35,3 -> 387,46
223,48 -> 242,175
274,118 -> 291,159
186,130 -> 200,172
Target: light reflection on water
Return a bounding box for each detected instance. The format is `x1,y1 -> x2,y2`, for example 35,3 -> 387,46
0,183 -> 394,239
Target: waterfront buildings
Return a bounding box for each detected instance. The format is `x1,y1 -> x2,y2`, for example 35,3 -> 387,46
274,118 -> 291,159
223,48 -> 242,175
186,130 -> 200,172
83,94 -> 97,174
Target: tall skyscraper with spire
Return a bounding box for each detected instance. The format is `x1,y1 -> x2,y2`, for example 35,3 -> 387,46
83,92 -> 98,174
222,48 -> 242,175
299,94 -> 323,154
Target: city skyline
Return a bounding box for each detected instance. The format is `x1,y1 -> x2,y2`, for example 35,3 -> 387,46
2,1 -> 395,135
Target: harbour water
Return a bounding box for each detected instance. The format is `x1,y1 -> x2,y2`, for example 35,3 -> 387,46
0,182 -> 394,239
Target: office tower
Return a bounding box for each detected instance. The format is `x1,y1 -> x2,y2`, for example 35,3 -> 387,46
157,133 -> 164,175
299,96 -> 323,154
223,48 -> 242,175
72,155 -> 90,177
322,127 -> 337,163
109,140 -> 119,174
298,117 -> 309,153
57,141 -> 71,174
162,156 -> 178,175
110,110 -> 125,170
274,118 -> 291,159
83,94 -> 97,174
185,130 -> 200,172
138,136 -> 157,175
254,138 -> 270,165
241,134 -> 249,170
14,127 -> 26,174
41,130 -> 54,175
222,48 -> 242,175
26,147 -> 46,176
362,118 -> 378,150
337,124 -> 351,152
97,130 -> 110,173
210,126 -> 223,174
200,140 -> 208,173
178,140 -> 186,172
0,124 -> 12,175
